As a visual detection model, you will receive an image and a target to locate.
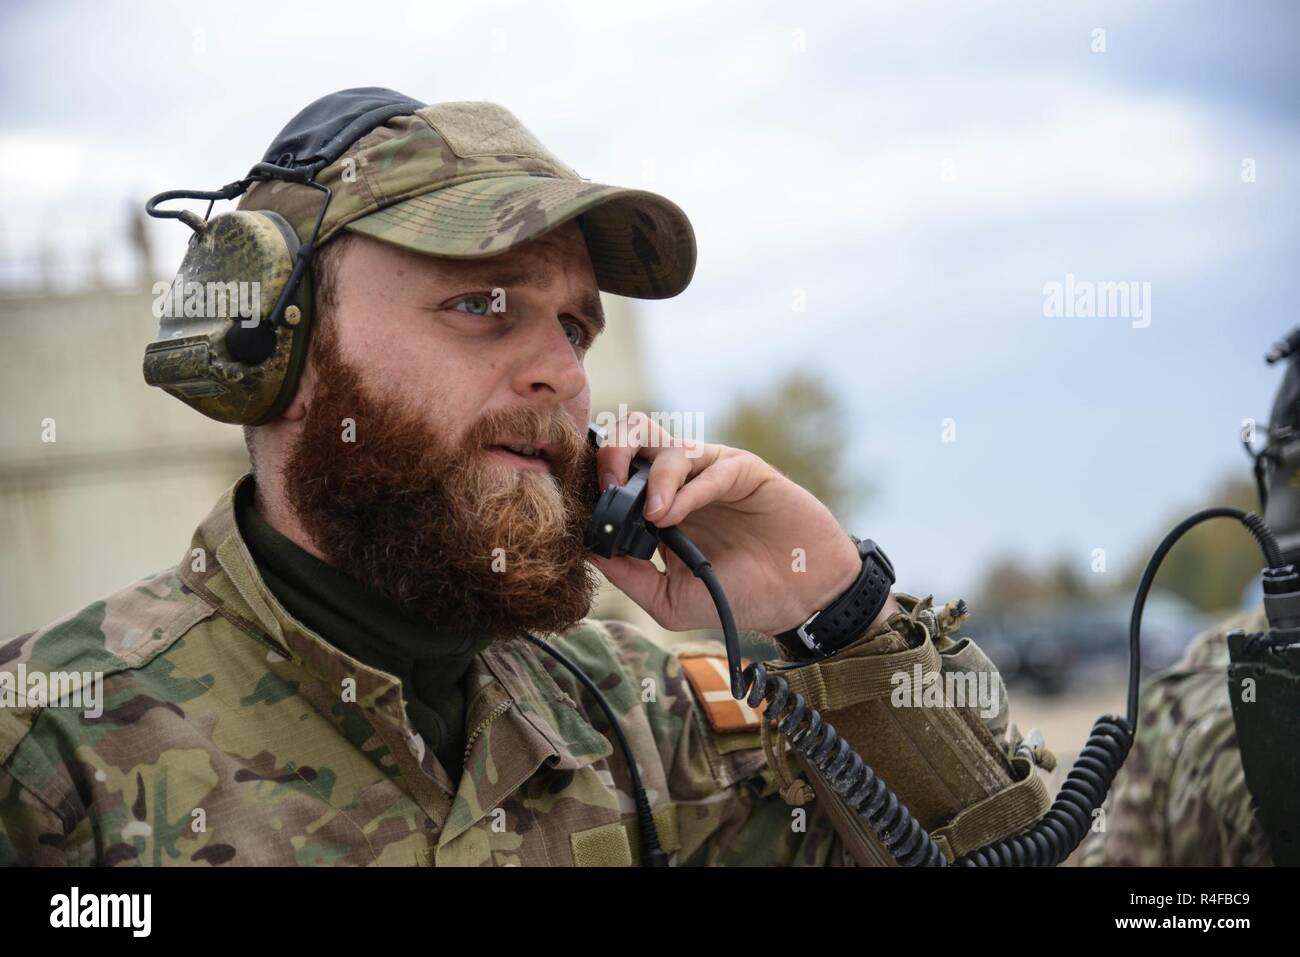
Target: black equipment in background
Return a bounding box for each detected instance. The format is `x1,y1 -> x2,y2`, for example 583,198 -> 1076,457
1228,331 -> 1300,866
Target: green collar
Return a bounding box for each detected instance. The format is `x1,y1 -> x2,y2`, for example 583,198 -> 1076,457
234,477 -> 492,780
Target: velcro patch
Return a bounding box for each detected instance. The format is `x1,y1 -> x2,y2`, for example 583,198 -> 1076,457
422,102 -> 572,172
678,653 -> 764,734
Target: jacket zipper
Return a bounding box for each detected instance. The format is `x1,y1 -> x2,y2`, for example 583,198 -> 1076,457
463,700 -> 513,764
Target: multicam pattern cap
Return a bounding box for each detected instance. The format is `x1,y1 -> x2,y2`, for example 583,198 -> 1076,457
239,91 -> 696,299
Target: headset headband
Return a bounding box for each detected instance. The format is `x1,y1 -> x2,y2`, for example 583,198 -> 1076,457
261,87 -> 427,171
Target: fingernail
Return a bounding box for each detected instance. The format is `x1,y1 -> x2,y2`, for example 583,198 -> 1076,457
601,472 -> 619,490
646,495 -> 664,515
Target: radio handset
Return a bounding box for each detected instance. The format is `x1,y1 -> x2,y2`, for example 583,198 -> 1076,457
584,422 -> 662,560
585,455 -> 660,560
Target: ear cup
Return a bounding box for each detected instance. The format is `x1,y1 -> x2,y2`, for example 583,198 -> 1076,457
224,317 -> 280,365
143,209 -> 312,425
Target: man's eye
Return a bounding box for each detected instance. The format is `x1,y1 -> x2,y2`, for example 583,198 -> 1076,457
562,319 -> 587,348
453,294 -> 494,316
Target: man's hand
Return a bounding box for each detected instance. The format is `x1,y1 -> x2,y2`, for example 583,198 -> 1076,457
590,411 -> 897,636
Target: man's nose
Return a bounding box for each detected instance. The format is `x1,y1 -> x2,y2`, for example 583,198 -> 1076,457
510,314 -> 588,402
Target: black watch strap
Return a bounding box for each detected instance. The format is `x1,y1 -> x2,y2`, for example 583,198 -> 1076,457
775,537 -> 895,659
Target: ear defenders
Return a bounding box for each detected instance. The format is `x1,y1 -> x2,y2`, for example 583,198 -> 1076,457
142,88 -> 426,425
143,199 -> 313,425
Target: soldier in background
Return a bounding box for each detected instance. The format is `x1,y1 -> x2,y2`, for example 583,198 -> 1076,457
1077,331 -> 1300,866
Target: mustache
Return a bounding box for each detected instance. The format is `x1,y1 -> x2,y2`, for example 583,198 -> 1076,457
463,406 -> 590,476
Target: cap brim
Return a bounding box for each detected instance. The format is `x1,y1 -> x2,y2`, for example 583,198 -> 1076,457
343,175 -> 696,300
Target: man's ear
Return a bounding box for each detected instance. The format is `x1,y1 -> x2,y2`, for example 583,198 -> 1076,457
280,387 -> 308,422
278,341 -> 319,423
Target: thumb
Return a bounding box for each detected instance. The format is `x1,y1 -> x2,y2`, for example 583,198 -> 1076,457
590,554 -> 668,616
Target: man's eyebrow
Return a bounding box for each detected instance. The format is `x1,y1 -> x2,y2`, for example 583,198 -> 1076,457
454,267 -> 554,289
448,265 -> 605,332
577,290 -> 606,334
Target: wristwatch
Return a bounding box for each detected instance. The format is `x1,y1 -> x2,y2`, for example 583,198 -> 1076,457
775,536 -> 895,660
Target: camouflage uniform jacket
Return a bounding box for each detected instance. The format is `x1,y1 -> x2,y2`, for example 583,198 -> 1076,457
1076,606 -> 1273,866
1,478 -> 859,866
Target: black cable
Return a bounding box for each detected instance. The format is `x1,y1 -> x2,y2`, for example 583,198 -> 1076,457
655,509 -> 1282,867
1127,506 -> 1281,729
962,506 -> 1284,866
584,499 -> 1283,866
664,516 -> 1125,865
953,715 -> 1132,866
743,657 -> 948,865
144,181 -> 250,221
657,524 -> 948,865
523,633 -> 669,866
657,526 -> 743,696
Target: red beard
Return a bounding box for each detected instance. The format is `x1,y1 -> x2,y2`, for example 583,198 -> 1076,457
282,318 -> 600,639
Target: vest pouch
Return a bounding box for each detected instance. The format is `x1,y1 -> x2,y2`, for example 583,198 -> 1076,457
764,600 -> 1049,865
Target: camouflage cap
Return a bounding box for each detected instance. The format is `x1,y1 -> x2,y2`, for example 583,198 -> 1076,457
238,96 -> 696,300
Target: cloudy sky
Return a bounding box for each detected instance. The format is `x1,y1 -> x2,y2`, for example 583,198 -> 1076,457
2,0 -> 1297,597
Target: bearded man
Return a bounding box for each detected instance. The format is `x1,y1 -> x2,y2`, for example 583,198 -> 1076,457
0,90 -> 974,867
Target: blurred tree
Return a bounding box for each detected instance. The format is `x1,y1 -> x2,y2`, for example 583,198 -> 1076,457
976,555 -> 1093,615
714,372 -> 868,520
1120,476 -> 1262,613
974,477 -> 1259,617
979,558 -> 1045,613
1046,557 -> 1089,602
128,200 -> 156,290
87,243 -> 107,290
